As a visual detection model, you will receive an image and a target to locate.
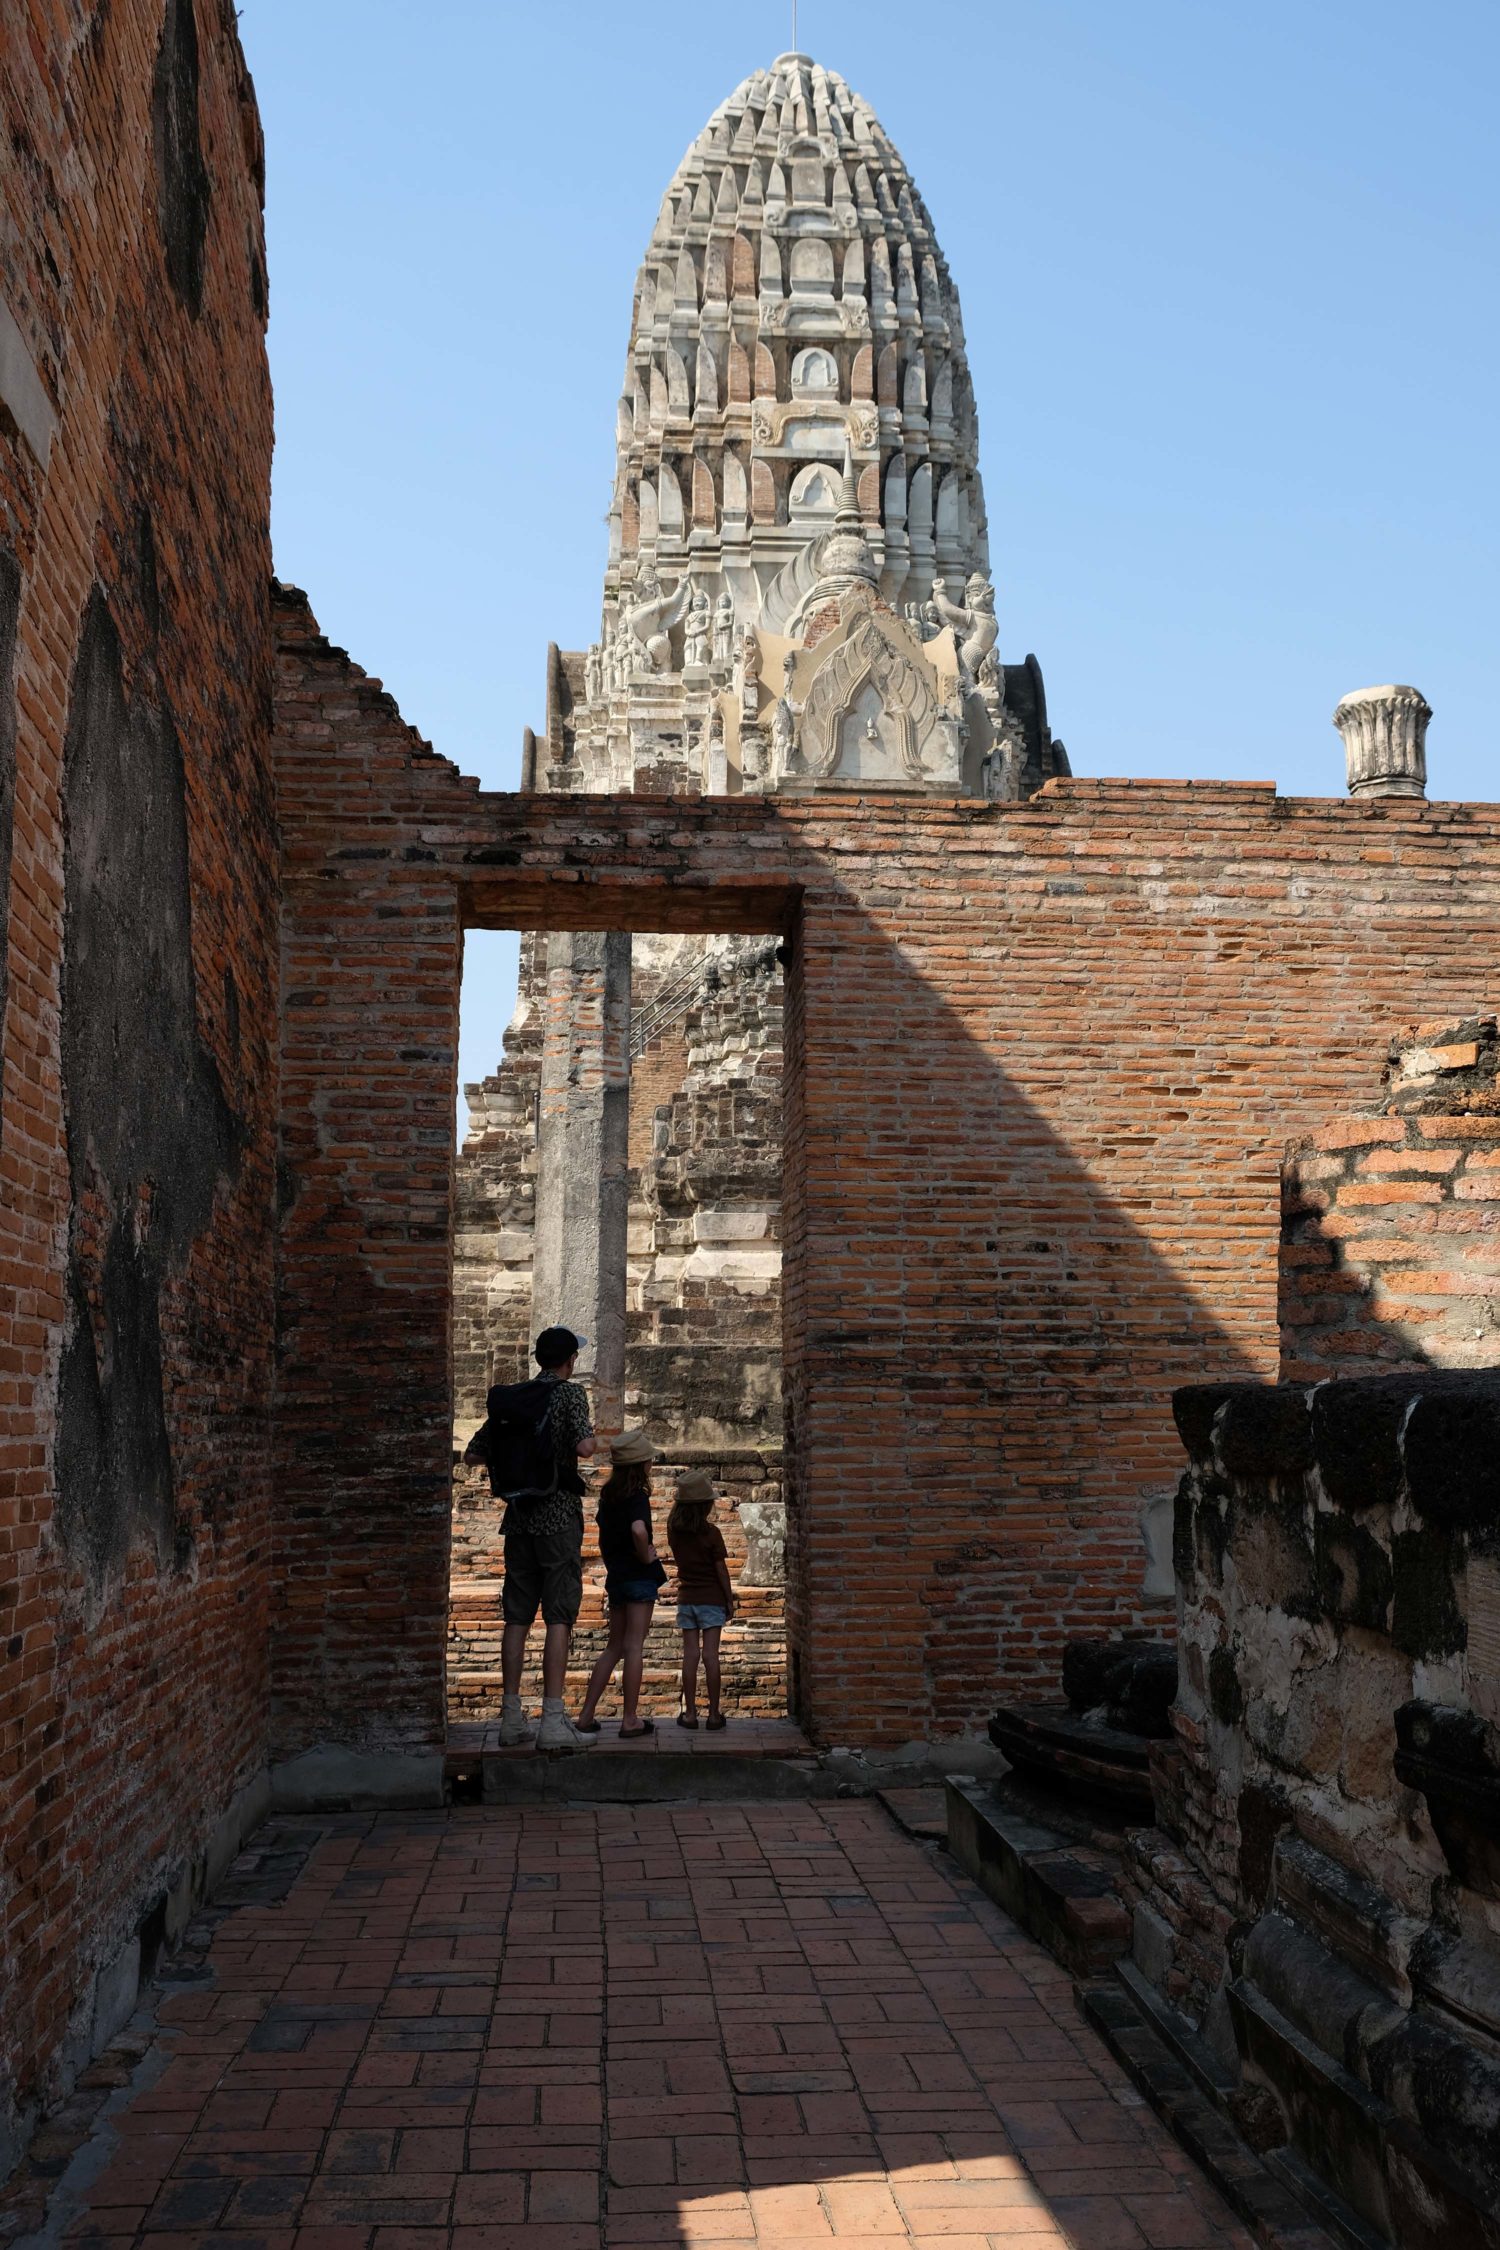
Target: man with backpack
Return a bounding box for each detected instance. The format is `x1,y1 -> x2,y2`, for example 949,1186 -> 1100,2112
466,1325 -> 597,1751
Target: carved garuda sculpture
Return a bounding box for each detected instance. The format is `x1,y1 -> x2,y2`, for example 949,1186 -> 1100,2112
625,574 -> 690,673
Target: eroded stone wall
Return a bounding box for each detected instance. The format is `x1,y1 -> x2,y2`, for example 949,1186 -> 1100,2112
1125,1370 -> 1500,2247
0,0 -> 274,2162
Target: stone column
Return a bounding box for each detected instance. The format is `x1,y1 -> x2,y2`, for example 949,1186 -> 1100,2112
1334,684 -> 1430,799
531,931 -> 632,1433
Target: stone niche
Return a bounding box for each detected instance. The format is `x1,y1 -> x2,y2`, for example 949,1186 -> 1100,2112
1122,1370 -> 1500,2250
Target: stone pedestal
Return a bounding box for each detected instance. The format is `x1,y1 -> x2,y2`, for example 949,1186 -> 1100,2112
1334,683 -> 1430,799
531,930 -> 632,1432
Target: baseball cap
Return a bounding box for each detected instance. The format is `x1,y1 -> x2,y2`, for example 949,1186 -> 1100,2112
534,1325 -> 587,1367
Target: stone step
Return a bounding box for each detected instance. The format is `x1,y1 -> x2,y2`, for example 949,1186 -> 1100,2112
447,1715 -> 858,1803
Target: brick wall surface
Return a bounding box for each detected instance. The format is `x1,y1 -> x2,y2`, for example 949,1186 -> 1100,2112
447,1457 -> 788,1722
0,0 -> 274,2153
271,596 -> 469,1768
1281,1012 -> 1500,1378
268,623 -> 1500,1753
626,1023 -> 691,1172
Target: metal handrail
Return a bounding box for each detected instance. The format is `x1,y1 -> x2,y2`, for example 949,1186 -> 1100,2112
629,956 -> 714,1057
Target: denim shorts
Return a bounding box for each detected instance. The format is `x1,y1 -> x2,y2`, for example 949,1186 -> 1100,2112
677,1602 -> 728,1632
605,1574 -> 660,1608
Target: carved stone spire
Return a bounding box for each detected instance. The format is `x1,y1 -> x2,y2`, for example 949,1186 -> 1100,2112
545,54 -> 1066,802
604,54 -> 991,633
806,441 -> 879,606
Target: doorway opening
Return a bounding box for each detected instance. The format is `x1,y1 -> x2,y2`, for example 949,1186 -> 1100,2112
448,926 -> 789,1727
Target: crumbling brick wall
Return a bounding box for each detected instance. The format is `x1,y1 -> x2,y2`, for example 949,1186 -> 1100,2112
271,592 -> 472,1786
268,687 -> 1500,1758
1282,1013 -> 1500,1377
0,0 -> 274,2161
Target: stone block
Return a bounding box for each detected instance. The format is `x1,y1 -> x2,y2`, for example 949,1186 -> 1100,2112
270,1748 -> 445,1812
1132,1899 -> 1177,1989
692,1206 -> 774,1242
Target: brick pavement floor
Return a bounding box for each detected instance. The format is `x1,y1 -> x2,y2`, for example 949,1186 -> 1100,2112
59,1802 -> 1267,2250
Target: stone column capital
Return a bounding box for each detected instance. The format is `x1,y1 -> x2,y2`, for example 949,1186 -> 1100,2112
1333,683 -> 1431,800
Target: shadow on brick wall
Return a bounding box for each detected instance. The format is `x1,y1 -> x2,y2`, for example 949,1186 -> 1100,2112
1280,1014 -> 1500,1384
774,891 -> 1277,1737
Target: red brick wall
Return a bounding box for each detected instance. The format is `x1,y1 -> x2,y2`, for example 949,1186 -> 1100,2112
268,665 -> 1500,1756
271,595 -> 469,1772
447,1461 -> 787,1722
1281,1014 -> 1500,1378
627,1025 -> 691,1169
0,0 -> 274,2146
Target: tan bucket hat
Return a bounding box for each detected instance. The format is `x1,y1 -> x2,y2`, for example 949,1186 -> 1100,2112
610,1428 -> 658,1466
674,1469 -> 716,1505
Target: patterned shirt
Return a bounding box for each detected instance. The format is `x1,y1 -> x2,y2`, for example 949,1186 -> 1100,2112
500,1374 -> 591,1540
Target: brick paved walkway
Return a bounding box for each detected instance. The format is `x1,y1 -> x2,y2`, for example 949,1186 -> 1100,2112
62,1803 -> 1260,2250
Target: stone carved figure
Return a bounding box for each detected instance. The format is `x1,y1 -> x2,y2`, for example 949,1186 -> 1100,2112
981,724 -> 1025,802
625,571 -> 691,672
931,572 -> 999,682
930,707 -> 966,787
712,591 -> 735,669
770,650 -> 800,780
702,703 -> 727,792
740,628 -> 763,688
585,644 -> 603,704
977,649 -> 1009,746
684,585 -> 712,670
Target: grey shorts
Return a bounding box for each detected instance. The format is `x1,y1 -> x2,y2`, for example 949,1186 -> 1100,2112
677,1603 -> 728,1632
502,1520 -> 583,1628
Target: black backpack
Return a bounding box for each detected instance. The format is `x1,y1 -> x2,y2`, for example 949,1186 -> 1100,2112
473,1378 -> 560,1507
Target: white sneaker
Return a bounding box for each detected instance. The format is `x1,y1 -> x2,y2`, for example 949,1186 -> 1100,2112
498,1703 -> 534,1748
536,1709 -> 594,1754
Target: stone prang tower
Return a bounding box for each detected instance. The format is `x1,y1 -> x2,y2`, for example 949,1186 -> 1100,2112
531,51 -> 1065,803
451,55 -> 1065,1714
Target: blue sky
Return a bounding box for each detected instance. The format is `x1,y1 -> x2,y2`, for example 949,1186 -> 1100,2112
239,1 -> 1499,1110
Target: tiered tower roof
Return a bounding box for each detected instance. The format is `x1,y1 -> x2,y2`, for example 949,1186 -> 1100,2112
604,53 -> 989,630
541,55 -> 1065,805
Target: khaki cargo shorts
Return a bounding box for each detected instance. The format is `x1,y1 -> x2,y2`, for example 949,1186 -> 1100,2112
501,1517 -> 583,1628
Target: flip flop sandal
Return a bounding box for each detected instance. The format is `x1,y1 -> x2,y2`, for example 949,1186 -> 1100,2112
676,1714 -> 699,1730
620,1718 -> 655,1737
574,1719 -> 601,1734
705,1714 -> 727,1731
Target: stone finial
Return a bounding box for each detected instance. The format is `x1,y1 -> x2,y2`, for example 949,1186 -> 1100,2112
1333,684 -> 1431,800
